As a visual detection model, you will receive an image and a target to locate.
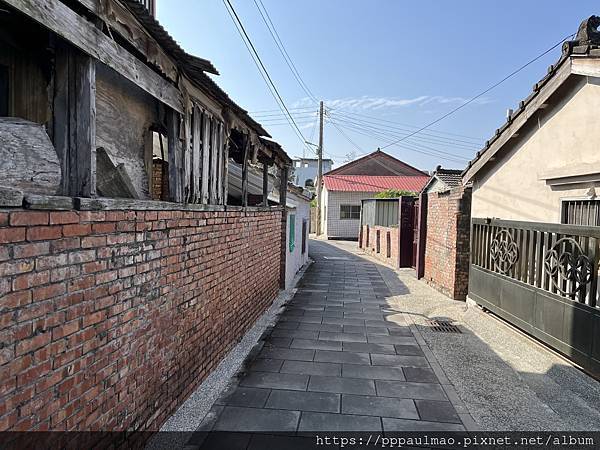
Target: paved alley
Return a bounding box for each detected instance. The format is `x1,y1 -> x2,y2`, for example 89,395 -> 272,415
187,240 -> 467,449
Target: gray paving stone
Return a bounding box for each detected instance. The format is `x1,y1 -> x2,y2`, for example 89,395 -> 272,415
403,367 -> 438,383
319,331 -> 367,343
322,317 -> 364,326
388,327 -> 414,336
343,342 -> 396,354
240,372 -> 309,391
382,417 -> 465,431
281,315 -> 322,324
371,354 -> 429,367
342,364 -> 405,381
394,344 -> 425,356
258,347 -> 315,362
341,325 -> 368,334
266,390 -> 340,413
367,334 -> 418,345
298,412 -> 382,431
314,349 -> 370,365
275,321 -> 299,330
213,406 -> 300,432
215,387 -> 270,408
297,322 -> 343,332
264,337 -> 292,348
365,326 -> 390,335
415,400 -> 461,423
290,338 -> 342,351
344,312 -> 385,320
308,375 -> 376,395
342,394 -> 419,419
375,380 -> 447,401
249,358 -> 283,373
281,360 -> 341,376
271,329 -> 319,340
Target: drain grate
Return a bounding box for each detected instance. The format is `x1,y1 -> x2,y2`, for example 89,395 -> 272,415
426,319 -> 462,333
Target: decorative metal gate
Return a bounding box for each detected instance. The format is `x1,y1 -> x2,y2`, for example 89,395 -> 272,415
469,218 -> 600,377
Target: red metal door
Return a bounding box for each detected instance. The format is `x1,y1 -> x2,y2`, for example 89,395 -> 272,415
412,200 -> 419,268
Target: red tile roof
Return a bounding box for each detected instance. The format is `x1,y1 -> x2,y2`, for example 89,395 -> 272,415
323,175 -> 429,192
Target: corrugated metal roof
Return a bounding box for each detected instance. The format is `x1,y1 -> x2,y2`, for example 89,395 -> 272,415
323,175 -> 429,192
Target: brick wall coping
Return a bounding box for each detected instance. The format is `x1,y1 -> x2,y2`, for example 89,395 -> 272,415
7,193 -> 283,213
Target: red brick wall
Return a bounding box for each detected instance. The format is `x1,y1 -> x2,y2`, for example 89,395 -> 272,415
0,207 -> 282,431
151,160 -> 169,201
423,186 -> 471,300
359,225 -> 399,268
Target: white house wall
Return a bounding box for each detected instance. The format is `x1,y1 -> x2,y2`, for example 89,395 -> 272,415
471,76 -> 600,223
323,190 -> 377,239
285,191 -> 311,289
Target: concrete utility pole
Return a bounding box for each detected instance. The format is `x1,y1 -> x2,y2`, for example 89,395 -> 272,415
316,100 -> 324,236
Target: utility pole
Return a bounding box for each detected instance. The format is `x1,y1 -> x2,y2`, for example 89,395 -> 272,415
316,100 -> 324,236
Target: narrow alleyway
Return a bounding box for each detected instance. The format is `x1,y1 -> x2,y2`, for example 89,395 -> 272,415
186,240 -> 468,449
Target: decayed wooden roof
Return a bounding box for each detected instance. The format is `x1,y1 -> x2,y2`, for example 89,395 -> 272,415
462,15 -> 600,183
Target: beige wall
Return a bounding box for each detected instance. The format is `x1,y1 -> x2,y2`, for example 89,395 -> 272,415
472,76 -> 600,223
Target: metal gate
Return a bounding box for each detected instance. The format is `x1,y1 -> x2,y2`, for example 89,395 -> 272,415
469,218 -> 600,377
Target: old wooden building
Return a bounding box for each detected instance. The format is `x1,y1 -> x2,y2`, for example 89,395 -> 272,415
0,0 -> 294,436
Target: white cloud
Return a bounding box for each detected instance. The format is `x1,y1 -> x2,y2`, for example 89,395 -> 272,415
292,95 -> 493,111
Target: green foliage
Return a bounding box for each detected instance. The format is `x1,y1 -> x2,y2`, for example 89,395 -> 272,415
374,189 -> 417,198
310,198 -> 317,207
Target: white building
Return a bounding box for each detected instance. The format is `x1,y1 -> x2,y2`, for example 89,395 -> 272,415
285,185 -> 313,288
320,150 -> 429,239
291,157 -> 333,188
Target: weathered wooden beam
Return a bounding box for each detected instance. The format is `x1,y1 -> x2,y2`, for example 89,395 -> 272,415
75,0 -> 178,82
191,105 -> 202,203
241,138 -> 249,207
210,120 -> 219,204
222,128 -> 229,205
262,161 -> 269,206
201,112 -> 210,204
0,118 -> 62,195
5,0 -> 183,113
216,122 -> 224,205
167,109 -> 182,202
73,53 -> 96,197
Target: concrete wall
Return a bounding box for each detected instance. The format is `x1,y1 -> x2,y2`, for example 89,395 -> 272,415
322,189 -> 377,239
471,77 -> 600,223
285,191 -> 311,289
0,207 -> 282,432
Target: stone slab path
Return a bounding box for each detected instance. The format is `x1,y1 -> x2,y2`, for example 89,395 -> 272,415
186,240 -> 467,449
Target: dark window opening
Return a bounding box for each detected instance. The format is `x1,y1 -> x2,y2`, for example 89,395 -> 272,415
340,204 -> 361,220
302,219 -> 307,254
376,230 -> 380,253
561,199 -> 600,226
0,65 -> 8,116
304,178 -> 314,188
386,231 -> 391,257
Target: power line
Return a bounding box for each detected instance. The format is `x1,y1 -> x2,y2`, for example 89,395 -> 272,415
380,32 -> 576,150
250,106 -> 315,114
253,0 -> 318,103
327,117 -> 474,159
329,119 -> 467,164
222,0 -> 310,152
328,114 -> 480,151
328,109 -> 484,144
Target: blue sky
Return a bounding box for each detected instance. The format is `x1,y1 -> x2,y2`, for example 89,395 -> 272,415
158,0 -> 598,172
